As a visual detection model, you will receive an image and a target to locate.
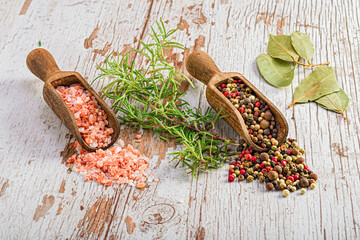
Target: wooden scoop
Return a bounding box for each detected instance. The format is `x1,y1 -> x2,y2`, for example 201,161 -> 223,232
26,48 -> 120,152
186,51 -> 288,151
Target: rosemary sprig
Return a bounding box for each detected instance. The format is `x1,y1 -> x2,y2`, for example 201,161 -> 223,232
93,19 -> 239,178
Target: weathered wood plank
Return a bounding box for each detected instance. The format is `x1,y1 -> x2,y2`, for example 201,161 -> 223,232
0,0 -> 359,239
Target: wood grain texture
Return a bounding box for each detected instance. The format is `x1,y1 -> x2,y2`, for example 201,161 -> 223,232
0,0 -> 359,239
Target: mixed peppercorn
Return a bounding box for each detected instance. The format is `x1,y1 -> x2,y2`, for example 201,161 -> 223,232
228,138 -> 318,196
218,77 -> 318,196
217,77 -> 277,149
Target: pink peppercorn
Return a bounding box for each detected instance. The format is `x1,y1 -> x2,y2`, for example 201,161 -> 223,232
239,108 -> 245,114
259,163 -> 265,168
228,175 -> 235,182
272,157 -> 277,162
304,166 -> 310,171
293,174 -> 299,181
245,154 -> 252,160
266,166 -> 272,171
231,161 -> 237,165
255,101 -> 261,107
224,92 -> 230,96
251,156 -> 257,163
229,169 -> 235,175
221,84 -> 226,88
281,161 -> 287,166
287,176 -> 294,182
240,169 -> 246,175
234,91 -> 239,95
261,169 -> 268,174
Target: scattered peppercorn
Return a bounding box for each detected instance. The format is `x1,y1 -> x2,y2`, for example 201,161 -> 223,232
310,183 -> 316,189
227,137 -> 318,196
266,182 -> 274,191
300,188 -> 307,195
283,189 -> 290,197
309,173 -> 318,181
300,177 -> 310,188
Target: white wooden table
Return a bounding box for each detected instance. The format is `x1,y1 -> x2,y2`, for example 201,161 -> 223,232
1,0 -> 359,239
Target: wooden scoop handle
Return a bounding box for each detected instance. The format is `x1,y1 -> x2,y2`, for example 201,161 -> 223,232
26,48 -> 60,82
186,51 -> 221,85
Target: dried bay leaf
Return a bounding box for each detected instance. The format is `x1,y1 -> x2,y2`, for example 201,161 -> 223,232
289,66 -> 340,108
316,89 -> 349,119
257,53 -> 296,87
267,34 -> 299,62
291,31 -> 314,62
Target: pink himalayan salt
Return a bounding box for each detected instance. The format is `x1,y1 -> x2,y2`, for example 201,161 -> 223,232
68,142 -> 149,186
56,84 -> 113,148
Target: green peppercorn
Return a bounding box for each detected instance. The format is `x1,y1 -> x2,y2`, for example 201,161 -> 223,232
227,78 -> 233,83
309,179 -> 315,184
300,188 -> 306,195
238,175 -> 245,181
247,168 -> 254,175
234,169 -> 240,175
278,155 -> 283,160
259,176 -> 265,183
257,172 -> 263,177
290,186 -> 296,192
253,171 -> 258,177
310,183 -> 316,189
286,180 -> 293,186
280,182 -> 286,189
246,175 -> 254,182
297,164 -> 304,171
283,189 -> 290,197
229,165 -> 235,169
271,139 -> 279,146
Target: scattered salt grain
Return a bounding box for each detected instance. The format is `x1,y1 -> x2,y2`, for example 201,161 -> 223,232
68,143 -> 150,187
